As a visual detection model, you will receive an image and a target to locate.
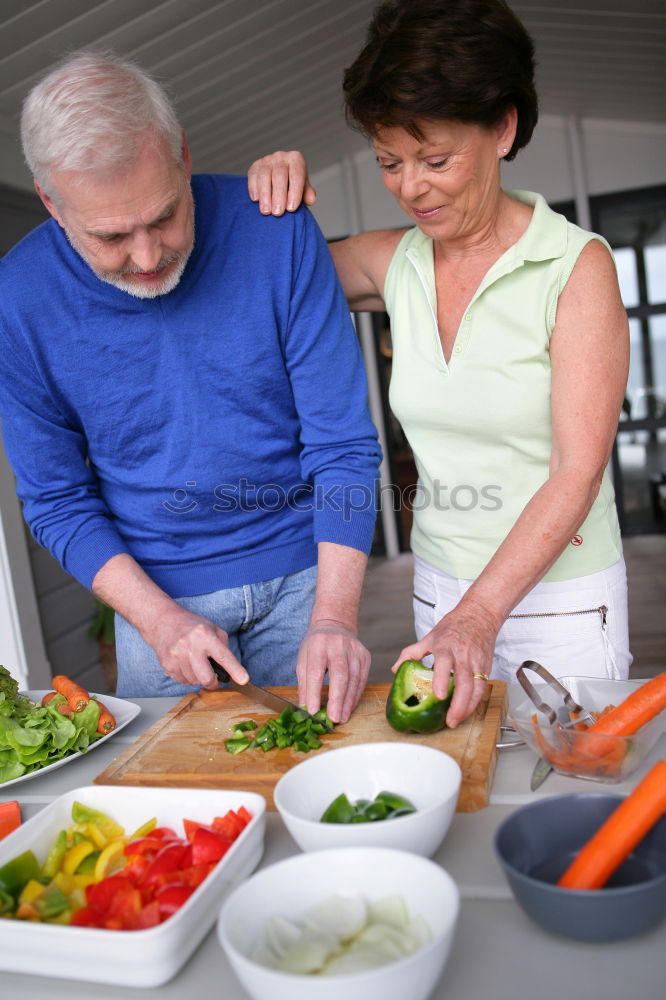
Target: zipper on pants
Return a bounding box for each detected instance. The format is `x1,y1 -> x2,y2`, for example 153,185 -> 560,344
414,596 -> 608,628
507,605 -> 608,627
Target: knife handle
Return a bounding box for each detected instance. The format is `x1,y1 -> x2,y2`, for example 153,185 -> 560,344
208,657 -> 230,684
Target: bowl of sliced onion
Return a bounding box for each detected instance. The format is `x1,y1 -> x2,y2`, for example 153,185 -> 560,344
217,847 -> 459,1000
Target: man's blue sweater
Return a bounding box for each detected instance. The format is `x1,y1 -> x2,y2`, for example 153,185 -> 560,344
0,175 -> 381,597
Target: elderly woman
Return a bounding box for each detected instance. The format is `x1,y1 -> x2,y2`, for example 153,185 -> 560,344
248,0 -> 630,727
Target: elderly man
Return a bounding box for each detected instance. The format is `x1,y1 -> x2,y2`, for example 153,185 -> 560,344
0,51 -> 381,722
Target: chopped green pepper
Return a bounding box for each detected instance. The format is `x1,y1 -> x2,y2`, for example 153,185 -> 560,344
386,660 -> 454,734
224,705 -> 335,755
232,720 -> 258,733
224,737 -> 253,754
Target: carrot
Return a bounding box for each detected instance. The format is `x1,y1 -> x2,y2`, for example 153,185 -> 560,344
557,759 -> 666,889
0,800 -> 21,839
95,699 -> 116,734
531,713 -> 625,780
51,675 -> 90,712
41,691 -> 57,707
587,673 -> 666,738
57,702 -> 73,716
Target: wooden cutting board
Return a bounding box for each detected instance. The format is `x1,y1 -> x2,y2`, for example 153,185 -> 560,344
95,681 -> 507,812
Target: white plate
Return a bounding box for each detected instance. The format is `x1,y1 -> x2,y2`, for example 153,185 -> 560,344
0,690 -> 140,789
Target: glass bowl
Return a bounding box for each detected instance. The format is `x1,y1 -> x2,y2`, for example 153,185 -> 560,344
509,676 -> 665,784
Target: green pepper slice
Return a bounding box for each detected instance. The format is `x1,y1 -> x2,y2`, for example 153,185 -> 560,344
0,850 -> 40,896
0,887 -> 15,915
40,828 -> 67,880
386,660 -> 454,733
374,791 -> 416,815
320,793 -> 357,823
224,737 -> 253,754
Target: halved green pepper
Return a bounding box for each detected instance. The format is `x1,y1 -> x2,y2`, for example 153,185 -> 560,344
386,660 -> 454,733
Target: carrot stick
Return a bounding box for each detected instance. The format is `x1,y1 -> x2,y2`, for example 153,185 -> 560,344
587,673 -> 666,738
41,691 -> 57,706
557,759 -> 666,889
95,699 -> 116,734
0,800 -> 21,839
51,675 -> 90,712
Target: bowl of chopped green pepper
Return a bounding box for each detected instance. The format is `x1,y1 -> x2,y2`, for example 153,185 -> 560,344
273,742 -> 461,857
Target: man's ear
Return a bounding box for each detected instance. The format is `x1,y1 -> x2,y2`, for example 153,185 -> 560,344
34,179 -> 63,225
181,131 -> 193,179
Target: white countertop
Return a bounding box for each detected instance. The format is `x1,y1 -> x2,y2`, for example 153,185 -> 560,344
3,694 -> 665,999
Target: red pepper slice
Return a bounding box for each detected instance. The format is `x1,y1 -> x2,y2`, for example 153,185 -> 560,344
150,827 -> 179,841
155,882 -> 194,917
236,806 -> 253,826
140,840 -> 191,886
180,861 -> 216,889
122,854 -> 151,885
183,818 -> 212,843
212,811 -> 244,840
133,899 -> 162,929
105,887 -> 143,929
86,874 -> 134,913
70,905 -> 102,927
191,826 -> 232,865
123,836 -> 165,857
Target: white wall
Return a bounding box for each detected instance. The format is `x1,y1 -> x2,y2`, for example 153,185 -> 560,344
310,115 -> 666,238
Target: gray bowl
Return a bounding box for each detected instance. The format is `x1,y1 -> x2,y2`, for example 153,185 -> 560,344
494,793 -> 666,942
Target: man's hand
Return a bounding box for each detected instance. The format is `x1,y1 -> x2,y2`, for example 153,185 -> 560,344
248,150 -> 316,216
296,618 -> 370,725
391,598 -> 500,728
93,553 -> 249,691
143,604 -> 249,690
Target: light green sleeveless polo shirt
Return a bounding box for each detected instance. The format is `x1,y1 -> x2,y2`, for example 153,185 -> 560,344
384,189 -> 622,582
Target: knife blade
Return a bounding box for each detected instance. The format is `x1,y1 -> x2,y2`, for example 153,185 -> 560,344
207,657 -> 310,718
530,757 -> 553,791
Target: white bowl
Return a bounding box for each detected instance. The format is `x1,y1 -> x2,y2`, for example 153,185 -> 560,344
273,742 -> 461,857
0,785 -> 265,987
217,846 -> 460,1000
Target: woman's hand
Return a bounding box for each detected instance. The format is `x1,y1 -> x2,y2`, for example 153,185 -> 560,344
391,597 -> 501,728
248,150 -> 316,216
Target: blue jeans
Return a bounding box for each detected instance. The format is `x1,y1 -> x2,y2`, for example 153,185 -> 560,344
114,566 -> 317,698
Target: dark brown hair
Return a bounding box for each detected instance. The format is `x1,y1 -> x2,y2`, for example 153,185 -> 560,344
342,0 -> 538,160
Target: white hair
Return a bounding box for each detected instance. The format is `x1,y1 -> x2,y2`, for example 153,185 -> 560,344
21,50 -> 184,194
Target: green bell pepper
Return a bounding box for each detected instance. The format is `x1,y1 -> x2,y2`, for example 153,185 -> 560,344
386,660 -> 454,733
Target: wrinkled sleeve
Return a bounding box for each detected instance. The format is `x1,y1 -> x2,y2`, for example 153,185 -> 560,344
282,209 -> 382,553
0,322 -> 128,590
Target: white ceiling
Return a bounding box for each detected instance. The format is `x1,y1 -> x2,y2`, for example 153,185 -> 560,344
0,0 -> 664,178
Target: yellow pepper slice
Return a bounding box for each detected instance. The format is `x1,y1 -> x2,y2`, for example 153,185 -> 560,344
52,871 -> 74,894
127,816 -> 157,840
18,879 -> 46,905
62,840 -> 96,876
93,840 -> 127,882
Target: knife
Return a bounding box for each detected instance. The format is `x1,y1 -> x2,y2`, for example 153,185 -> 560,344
530,757 -> 553,791
207,657 -> 312,718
